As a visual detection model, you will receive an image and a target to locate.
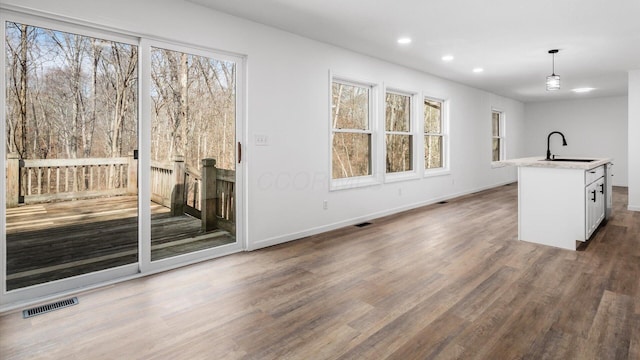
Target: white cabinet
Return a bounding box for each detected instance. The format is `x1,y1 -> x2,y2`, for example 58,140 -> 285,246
517,163 -> 610,250
585,175 -> 605,239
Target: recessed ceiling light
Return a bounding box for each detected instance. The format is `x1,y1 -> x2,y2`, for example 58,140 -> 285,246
473,67 -> 484,73
442,55 -> 454,62
572,87 -> 595,93
397,37 -> 412,45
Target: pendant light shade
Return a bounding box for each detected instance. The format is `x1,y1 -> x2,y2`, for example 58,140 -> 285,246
546,74 -> 560,90
546,49 -> 560,91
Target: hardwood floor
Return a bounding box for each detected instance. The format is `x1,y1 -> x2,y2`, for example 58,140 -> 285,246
1,184 -> 639,359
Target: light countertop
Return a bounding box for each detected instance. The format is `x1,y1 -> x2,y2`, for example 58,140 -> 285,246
496,156 -> 612,170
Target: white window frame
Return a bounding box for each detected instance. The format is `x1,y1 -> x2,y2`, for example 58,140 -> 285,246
491,109 -> 506,163
140,39 -> 245,273
329,74 -> 380,190
0,10 -> 143,307
384,88 -> 419,183
423,96 -> 450,176
0,8 -> 247,309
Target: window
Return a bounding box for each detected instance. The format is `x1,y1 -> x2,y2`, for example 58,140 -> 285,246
1,12 -> 245,305
4,19 -> 140,292
385,91 -> 413,173
331,79 -> 373,181
424,97 -> 445,170
492,110 -> 505,161
149,45 -> 237,261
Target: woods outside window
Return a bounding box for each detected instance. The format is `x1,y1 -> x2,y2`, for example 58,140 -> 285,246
424,97 -> 446,170
385,91 -> 414,174
2,12 -> 244,302
492,110 -> 505,162
331,79 -> 375,187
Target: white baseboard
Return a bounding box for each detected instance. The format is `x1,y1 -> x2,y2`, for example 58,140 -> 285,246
628,205 -> 640,212
248,180 -> 515,251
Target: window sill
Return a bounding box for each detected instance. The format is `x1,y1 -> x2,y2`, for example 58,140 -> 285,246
330,175 -> 381,191
424,168 -> 451,178
384,171 -> 420,184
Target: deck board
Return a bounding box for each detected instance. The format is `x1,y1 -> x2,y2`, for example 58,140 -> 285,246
5,195 -> 234,290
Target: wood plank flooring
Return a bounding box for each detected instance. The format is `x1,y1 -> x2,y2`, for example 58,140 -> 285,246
1,184 -> 639,359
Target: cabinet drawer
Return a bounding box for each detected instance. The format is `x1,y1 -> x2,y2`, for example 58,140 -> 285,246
585,165 -> 604,184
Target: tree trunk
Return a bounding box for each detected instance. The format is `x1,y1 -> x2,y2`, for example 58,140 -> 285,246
87,39 -> 102,158
17,24 -> 29,158
179,52 -> 189,157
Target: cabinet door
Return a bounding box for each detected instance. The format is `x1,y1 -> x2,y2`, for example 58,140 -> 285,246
595,177 -> 606,226
585,182 -> 597,239
585,178 -> 606,239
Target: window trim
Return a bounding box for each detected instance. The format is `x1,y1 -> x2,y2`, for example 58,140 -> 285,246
0,10 -> 142,305
423,95 -> 450,177
329,74 -> 380,191
383,88 -> 419,183
491,108 -> 506,164
0,8 -> 248,307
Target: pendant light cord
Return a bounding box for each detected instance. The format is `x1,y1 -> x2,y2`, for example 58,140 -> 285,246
549,49 -> 559,76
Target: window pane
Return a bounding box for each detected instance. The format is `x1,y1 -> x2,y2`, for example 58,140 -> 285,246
424,99 -> 442,133
425,135 -> 443,169
386,135 -> 413,173
492,112 -> 500,136
492,138 -> 501,162
5,22 -> 138,289
332,132 -> 371,179
150,47 -> 237,261
332,82 -> 369,130
385,93 -> 410,132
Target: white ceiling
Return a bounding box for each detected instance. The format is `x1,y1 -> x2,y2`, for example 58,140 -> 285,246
188,0 -> 640,103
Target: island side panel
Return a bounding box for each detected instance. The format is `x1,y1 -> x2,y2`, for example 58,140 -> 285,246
518,166 -> 585,250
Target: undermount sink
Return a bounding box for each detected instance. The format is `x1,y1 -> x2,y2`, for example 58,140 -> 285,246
540,158 -> 596,162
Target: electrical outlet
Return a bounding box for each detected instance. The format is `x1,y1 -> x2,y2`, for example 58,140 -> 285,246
323,200 -> 328,210
254,134 -> 269,146
398,188 -> 402,196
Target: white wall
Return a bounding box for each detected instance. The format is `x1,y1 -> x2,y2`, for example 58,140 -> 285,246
629,70 -> 640,211
523,96 -> 628,187
1,0 -> 525,249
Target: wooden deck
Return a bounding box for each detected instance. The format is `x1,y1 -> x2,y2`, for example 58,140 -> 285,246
6,196 -> 234,290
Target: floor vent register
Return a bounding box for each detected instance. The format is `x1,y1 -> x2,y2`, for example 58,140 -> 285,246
23,297 -> 79,318
354,222 -> 372,228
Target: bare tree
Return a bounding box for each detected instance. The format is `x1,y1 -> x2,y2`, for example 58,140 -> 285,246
5,23 -> 31,157
102,42 -> 137,158
151,48 -> 236,170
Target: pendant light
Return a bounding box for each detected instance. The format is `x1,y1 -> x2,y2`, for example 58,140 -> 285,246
546,49 -> 560,91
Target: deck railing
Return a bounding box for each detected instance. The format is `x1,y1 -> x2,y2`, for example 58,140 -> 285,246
149,156 -> 236,234
6,152 -> 136,206
7,153 -> 235,233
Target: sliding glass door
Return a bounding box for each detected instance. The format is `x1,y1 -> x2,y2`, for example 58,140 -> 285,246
147,43 -> 238,263
3,19 -> 140,294
1,12 -> 244,306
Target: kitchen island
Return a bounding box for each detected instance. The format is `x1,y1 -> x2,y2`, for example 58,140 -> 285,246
499,156 -> 613,250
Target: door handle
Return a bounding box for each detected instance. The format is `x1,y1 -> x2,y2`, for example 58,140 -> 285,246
238,142 -> 242,164
599,184 -> 604,194
591,190 -> 596,202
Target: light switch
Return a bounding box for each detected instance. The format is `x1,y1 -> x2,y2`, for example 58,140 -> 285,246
254,134 -> 269,146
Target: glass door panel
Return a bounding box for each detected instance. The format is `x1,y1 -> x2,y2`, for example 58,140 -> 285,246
4,22 -> 139,290
149,46 -> 236,261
